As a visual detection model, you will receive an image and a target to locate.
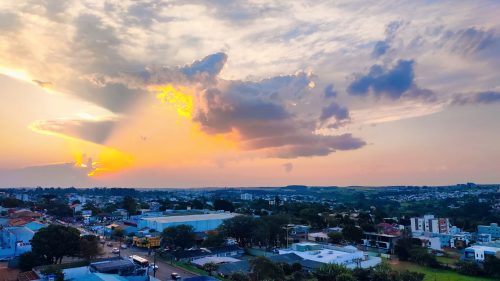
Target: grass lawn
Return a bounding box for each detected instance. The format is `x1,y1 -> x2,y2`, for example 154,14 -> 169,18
436,256 -> 458,266
390,261 -> 497,281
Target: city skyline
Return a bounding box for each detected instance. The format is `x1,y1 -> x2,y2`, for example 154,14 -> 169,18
1,1 -> 500,187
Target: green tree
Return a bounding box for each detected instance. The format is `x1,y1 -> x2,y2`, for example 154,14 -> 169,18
336,273 -> 356,281
122,195 -> 138,217
161,224 -> 196,250
80,235 -> 103,260
328,232 -> 343,244
18,252 -> 39,272
202,262 -> 219,276
214,199 -> 235,212
219,215 -> 256,247
316,264 -> 350,281
41,265 -> 64,281
112,228 -> 125,240
203,230 -> 225,247
341,225 -> 363,244
230,272 -> 251,281
31,225 -> 81,264
249,257 -> 285,281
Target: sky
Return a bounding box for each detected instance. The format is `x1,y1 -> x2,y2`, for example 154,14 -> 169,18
0,0 -> 499,188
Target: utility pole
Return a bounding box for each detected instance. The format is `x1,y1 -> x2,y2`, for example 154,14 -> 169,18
153,249 -> 157,277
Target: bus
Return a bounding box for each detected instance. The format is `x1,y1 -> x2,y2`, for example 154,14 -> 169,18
129,255 -> 149,267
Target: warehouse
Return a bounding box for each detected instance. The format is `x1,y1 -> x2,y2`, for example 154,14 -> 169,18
137,213 -> 239,232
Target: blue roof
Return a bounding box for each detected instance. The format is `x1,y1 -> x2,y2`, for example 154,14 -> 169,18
8,227 -> 34,241
72,273 -> 129,281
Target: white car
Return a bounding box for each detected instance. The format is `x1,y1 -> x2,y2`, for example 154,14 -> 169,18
111,248 -> 120,254
120,244 -> 127,249
149,264 -> 159,270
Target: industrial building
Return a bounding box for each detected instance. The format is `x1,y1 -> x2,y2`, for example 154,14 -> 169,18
137,213 -> 239,232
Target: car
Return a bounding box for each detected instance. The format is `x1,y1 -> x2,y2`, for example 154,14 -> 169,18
107,242 -> 113,247
149,264 -> 159,270
111,248 -> 120,254
120,244 -> 127,249
171,272 -> 181,280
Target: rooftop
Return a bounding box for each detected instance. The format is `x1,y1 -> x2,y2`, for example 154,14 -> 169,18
140,213 -> 238,223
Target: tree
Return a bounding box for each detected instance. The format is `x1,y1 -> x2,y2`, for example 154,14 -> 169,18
316,264 -> 350,281
484,256 -> 500,277
230,272 -> 251,281
0,197 -> 23,208
394,238 -> 413,261
249,257 -> 285,281
336,273 -> 356,281
202,262 -> 219,276
341,225 -> 363,244
80,235 -> 103,261
46,203 -> 73,218
41,265 -> 64,281
31,225 -> 81,264
219,215 -> 257,247
18,252 -> 39,271
203,230 -> 225,247
162,224 -> 196,250
328,232 -> 343,244
122,195 -> 138,217
214,199 -> 235,212
112,228 -> 125,240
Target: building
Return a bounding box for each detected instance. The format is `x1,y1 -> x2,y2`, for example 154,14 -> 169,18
413,234 -> 442,250
464,245 -> 500,262
240,193 -> 253,201
362,232 -> 401,253
450,232 -> 472,249
137,213 -> 239,232
410,215 -> 450,235
0,227 -> 34,260
172,245 -> 244,262
478,223 -> 500,239
278,242 -> 381,269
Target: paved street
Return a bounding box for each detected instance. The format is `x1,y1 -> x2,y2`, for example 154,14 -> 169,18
101,241 -> 197,281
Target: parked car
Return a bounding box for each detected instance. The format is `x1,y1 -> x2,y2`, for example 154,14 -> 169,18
149,263 -> 159,270
171,272 -> 181,280
111,248 -> 120,254
107,242 -> 113,247
120,244 -> 127,249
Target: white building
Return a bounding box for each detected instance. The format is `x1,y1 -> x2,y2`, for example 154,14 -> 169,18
464,245 -> 500,262
138,213 -> 239,232
240,193 -> 253,200
411,215 -> 450,235
278,242 -> 380,269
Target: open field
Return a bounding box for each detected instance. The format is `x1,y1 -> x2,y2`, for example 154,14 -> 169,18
390,261 -> 497,281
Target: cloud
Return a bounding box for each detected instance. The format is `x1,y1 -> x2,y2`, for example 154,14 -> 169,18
282,162 -> 293,173
30,119 -> 117,144
348,59 -> 435,101
324,84 -> 337,98
371,21 -> 403,58
452,91 -> 500,105
0,11 -> 22,32
319,102 -> 350,128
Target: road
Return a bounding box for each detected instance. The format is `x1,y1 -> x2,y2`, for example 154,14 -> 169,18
101,241 -> 197,281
